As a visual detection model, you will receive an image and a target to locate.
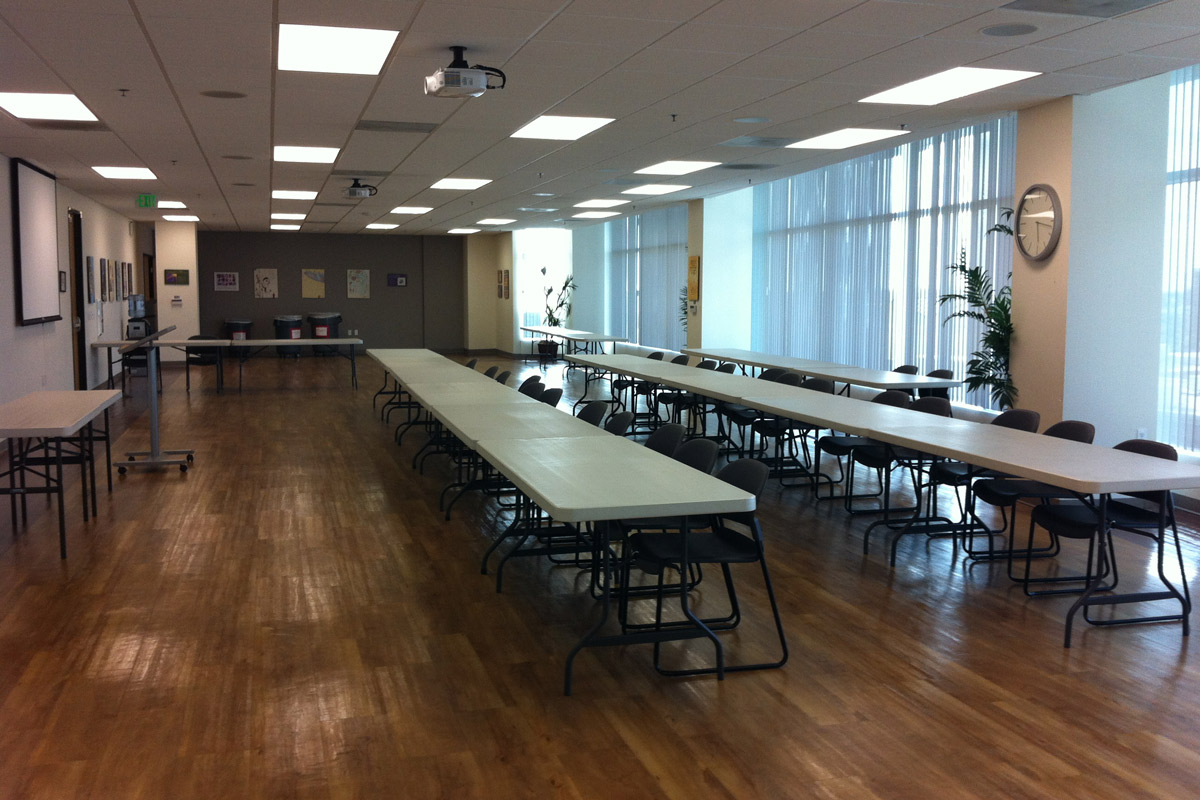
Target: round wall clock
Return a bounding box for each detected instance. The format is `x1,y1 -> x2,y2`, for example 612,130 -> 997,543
1015,183 -> 1062,261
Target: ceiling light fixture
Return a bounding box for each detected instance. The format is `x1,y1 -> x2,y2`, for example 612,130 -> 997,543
273,145 -> 339,164
157,200 -> 187,209
621,184 -> 689,196
477,218 -> 516,225
860,66 -> 1040,106
271,213 -> 306,220
787,128 -> 910,149
277,24 -> 399,75
511,114 -> 614,141
431,178 -> 491,190
271,224 -> 302,231
162,215 -> 200,222
0,92 -> 96,121
390,206 -> 433,215
448,228 -> 479,234
574,199 -> 629,208
636,160 -> 720,176
366,223 -> 398,230
272,190 -> 318,200
573,211 -> 620,219
92,166 -> 157,180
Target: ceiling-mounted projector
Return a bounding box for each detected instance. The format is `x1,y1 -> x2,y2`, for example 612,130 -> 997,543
424,46 -> 506,98
345,178 -> 378,199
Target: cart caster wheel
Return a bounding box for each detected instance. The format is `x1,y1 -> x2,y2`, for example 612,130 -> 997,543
186,454 -> 194,463
127,455 -> 135,461
180,464 -> 188,473
118,466 -> 127,475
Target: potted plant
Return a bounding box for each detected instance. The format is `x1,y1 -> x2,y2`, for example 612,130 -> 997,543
938,210 -> 1016,409
538,269 -> 577,359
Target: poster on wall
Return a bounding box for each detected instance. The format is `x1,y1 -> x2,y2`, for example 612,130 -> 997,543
254,268 -> 278,298
387,273 -> 406,287
301,269 -> 325,299
164,269 -> 189,285
116,259 -> 124,300
214,271 -> 240,292
99,258 -> 107,300
497,270 -> 503,298
124,262 -> 133,298
347,269 -> 369,299
503,270 -> 510,300
87,256 -> 95,303
108,259 -> 117,300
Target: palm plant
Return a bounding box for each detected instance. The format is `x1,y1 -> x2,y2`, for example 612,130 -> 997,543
939,210 -> 1016,409
542,268 -> 577,327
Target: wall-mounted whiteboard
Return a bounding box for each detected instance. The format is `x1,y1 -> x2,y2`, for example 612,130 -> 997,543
11,158 -> 62,325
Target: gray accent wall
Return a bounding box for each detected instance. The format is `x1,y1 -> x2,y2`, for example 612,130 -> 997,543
197,232 -> 465,351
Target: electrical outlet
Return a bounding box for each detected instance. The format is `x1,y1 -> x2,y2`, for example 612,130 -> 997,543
1137,427 -> 1148,439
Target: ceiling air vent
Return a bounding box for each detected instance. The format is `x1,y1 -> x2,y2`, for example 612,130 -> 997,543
25,120 -> 108,132
1000,0 -> 1168,17
720,136 -> 794,148
355,120 -> 439,134
719,163 -> 771,171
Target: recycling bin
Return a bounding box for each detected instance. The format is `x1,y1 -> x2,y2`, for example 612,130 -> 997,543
307,311 -> 341,356
273,314 -> 303,356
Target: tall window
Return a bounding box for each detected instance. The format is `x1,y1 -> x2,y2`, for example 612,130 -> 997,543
606,205 -> 688,350
515,228 -> 571,338
1158,65 -> 1200,450
751,116 -> 1016,407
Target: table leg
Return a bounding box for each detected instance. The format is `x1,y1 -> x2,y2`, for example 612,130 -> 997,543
55,438 -> 66,559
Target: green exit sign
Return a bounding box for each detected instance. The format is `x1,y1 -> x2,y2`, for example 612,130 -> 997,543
137,193 -> 157,208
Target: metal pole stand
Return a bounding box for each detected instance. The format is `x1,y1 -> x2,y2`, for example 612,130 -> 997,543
118,327 -> 195,474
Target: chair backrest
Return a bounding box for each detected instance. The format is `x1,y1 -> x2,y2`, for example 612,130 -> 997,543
1044,419 -> 1095,444
670,354 -> 689,365
643,423 -> 686,456
759,367 -> 787,382
716,362 -> 737,374
539,387 -> 564,407
648,352 -> 665,361
696,360 -> 717,370
872,390 -> 912,409
893,364 -> 919,375
991,408 -> 1040,432
464,358 -> 478,370
713,458 -> 770,527
495,370 -> 512,385
577,400 -> 608,427
517,376 -> 543,396
910,396 -> 952,417
1114,439 -> 1177,503
775,372 -> 802,387
186,334 -> 222,360
604,411 -> 635,436
672,438 -> 719,474
800,377 -> 835,394
918,368 -> 954,399
483,365 -> 498,378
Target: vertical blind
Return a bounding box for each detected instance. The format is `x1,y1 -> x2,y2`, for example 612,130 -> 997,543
606,204 -> 688,350
751,116 -> 1016,407
1159,64 -> 1200,451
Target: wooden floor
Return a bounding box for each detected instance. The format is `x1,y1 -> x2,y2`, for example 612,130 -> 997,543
2,353 -> 1200,799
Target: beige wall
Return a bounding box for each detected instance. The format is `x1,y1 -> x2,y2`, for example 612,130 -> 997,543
685,199 -> 703,349
1011,97 -> 1073,426
154,221 -> 200,361
463,232 -> 513,352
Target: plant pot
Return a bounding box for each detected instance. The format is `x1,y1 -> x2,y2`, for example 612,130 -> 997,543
536,340 -> 559,361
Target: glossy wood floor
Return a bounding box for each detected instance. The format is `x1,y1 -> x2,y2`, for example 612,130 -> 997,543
3,354 -> 1200,799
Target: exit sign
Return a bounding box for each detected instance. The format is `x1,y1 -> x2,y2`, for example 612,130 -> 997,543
137,193 -> 157,208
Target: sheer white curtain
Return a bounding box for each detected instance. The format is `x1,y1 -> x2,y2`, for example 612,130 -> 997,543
751,116 -> 1016,407
1158,64 -> 1200,451
606,204 -> 688,349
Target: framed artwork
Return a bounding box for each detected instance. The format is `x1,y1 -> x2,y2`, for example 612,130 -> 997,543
347,269 -> 370,299
503,269 -> 510,300
86,256 -> 95,303
124,262 -> 133,298
164,269 -> 189,285
387,273 -> 407,288
115,259 -> 123,300
58,270 -> 67,293
254,268 -> 278,298
99,258 -> 107,300
214,271 -> 240,292
497,269 -> 503,298
108,259 -> 116,300
687,255 -> 700,301
301,269 -> 325,299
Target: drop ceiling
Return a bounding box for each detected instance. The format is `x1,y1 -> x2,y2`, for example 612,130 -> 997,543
1,0 -> 1198,234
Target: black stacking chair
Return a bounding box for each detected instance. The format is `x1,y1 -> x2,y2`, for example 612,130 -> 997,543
815,389 -> 912,508
603,411 -> 635,436
658,359 -> 716,426
642,423 -> 687,457
750,375 -> 832,481
464,358 -> 478,370
718,368 -> 787,456
577,400 -> 608,427
615,352 -> 665,432
538,386 -> 564,407
918,369 -> 954,399
517,375 -> 544,397
483,365 -> 498,378
184,335 -> 223,393
1021,439 -> 1190,646
624,458 -> 786,676
670,437 -> 719,475
494,370 -> 512,385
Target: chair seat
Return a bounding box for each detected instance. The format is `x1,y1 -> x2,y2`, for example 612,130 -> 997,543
974,478 -> 1078,506
1030,501 -> 1101,538
818,435 -> 869,456
722,404 -> 758,425
631,525 -> 760,571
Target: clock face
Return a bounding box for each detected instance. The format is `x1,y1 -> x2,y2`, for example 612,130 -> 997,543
1016,183 -> 1061,261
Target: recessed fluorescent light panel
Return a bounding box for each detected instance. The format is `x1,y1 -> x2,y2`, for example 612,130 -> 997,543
271,224 -> 301,231
162,215 -> 200,222
448,228 -> 479,234
431,178 -> 491,190
511,115 -> 614,141
477,218 -> 516,225
390,206 -> 433,215
860,67 -> 1040,106
366,223 -> 398,230
157,200 -> 187,209
787,128 -> 910,150
273,145 -> 339,164
636,160 -> 720,176
620,184 -> 689,196
0,92 -> 96,121
573,211 -> 620,219
272,190 -> 318,200
92,166 -> 157,180
574,199 -> 629,208
271,213 -> 306,220
277,24 -> 399,75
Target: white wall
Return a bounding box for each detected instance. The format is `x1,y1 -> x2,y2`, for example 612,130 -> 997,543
464,233 -> 501,351
699,186 -> 754,348
1064,74 -> 1169,446
153,220 -> 199,361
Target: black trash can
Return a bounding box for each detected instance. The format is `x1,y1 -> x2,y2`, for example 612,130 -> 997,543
273,314 -> 303,357
307,311 -> 341,356
224,319 -> 253,359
